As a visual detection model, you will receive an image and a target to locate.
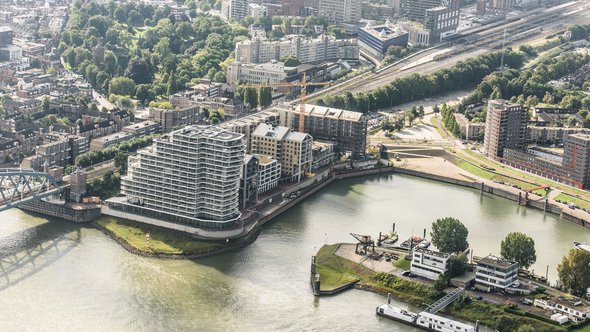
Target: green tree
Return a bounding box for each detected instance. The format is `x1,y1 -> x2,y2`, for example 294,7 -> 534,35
42,96 -> 50,112
109,77 -> 136,96
500,232 -> 536,269
557,248 -> 590,295
125,58 -> 153,84
281,55 -> 301,67
167,69 -> 178,96
258,86 -> 272,109
430,217 -> 469,253
244,87 -> 258,109
490,86 -> 503,99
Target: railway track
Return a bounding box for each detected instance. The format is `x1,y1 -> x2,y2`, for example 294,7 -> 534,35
306,2 -> 588,102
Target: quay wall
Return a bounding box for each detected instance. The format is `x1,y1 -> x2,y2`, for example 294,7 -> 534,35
20,200 -> 101,223
393,167 -> 590,229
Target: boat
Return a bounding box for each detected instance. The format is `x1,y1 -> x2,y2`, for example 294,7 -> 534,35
376,303 -> 418,324
574,241 -> 590,252
418,239 -> 431,249
399,236 -> 423,250
376,303 -> 478,332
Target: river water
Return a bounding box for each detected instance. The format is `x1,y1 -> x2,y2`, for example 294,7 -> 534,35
1,174 -> 589,331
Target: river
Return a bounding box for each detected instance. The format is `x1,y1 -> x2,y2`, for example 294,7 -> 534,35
0,174 -> 588,331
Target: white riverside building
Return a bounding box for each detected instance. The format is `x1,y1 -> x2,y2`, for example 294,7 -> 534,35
410,248 -> 450,280
475,255 -> 519,291
116,125 -> 246,230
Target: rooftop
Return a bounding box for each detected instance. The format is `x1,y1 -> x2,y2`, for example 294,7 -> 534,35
302,104 -> 364,122
478,255 -> 518,269
252,123 -> 289,140
360,24 -> 407,40
173,125 -> 244,141
415,247 -> 450,258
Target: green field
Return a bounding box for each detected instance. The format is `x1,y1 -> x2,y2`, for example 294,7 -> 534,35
393,258 -> 410,270
315,244 -> 365,291
555,193 -> 590,211
95,217 -> 224,255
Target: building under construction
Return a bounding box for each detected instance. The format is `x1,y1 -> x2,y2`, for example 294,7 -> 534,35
276,104 -> 367,159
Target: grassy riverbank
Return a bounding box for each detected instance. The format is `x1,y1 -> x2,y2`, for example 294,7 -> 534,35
95,217 -> 225,255
316,244 -> 568,331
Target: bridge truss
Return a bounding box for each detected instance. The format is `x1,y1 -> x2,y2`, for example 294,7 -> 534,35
0,169 -> 62,212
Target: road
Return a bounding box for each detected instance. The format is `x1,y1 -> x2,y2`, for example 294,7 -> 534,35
308,2 -> 590,102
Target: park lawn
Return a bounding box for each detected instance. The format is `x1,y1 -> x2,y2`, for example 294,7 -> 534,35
459,148 -> 590,197
555,193 -> 590,211
316,265 -> 359,291
574,324 -> 590,332
95,217 -> 224,255
393,258 -> 410,270
455,160 -> 542,192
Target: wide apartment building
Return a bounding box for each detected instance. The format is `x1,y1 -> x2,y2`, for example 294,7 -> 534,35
277,104 -> 367,158
483,99 -> 527,160
119,126 -> 246,229
475,255 -> 519,292
219,109 -> 281,151
251,123 -> 312,182
235,34 -> 358,65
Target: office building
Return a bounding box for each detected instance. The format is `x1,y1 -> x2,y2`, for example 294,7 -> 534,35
358,22 -> 408,60
475,255 -> 519,291
277,104 -> 367,158
120,126 -> 246,229
483,100 -> 527,159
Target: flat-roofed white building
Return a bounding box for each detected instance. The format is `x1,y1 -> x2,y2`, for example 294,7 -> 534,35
256,154 -> 281,193
475,255 -> 518,291
410,248 -> 450,280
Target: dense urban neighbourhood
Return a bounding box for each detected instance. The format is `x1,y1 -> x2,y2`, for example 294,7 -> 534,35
2,0 -> 590,331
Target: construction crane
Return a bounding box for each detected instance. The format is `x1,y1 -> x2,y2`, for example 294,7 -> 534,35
240,73 -> 333,133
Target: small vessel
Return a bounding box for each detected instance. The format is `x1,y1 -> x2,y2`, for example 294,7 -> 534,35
574,241 -> 590,252
418,239 -> 430,249
376,303 -> 418,324
400,236 -> 423,250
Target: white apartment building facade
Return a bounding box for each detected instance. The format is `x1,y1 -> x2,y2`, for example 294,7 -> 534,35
234,34 -> 358,65
120,126 -> 246,229
256,154 -> 281,193
475,255 -> 519,291
410,248 -> 450,280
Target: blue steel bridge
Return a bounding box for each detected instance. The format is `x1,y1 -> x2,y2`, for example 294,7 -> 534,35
0,168 -> 62,212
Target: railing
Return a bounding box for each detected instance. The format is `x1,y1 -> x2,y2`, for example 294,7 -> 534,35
0,169 -> 62,212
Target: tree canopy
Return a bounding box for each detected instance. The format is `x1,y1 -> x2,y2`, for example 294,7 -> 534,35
500,232 -> 537,269
557,248 -> 590,296
430,217 -> 469,253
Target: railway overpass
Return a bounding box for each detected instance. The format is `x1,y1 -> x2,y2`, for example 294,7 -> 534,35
0,168 -> 63,212
307,1 -> 590,103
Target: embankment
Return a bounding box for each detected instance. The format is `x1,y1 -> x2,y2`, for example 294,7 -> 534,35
393,167 -> 589,228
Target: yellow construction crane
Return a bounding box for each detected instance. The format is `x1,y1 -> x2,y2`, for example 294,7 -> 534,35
240,73 -> 333,133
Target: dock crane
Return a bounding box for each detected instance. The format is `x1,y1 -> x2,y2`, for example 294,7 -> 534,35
240,73 -> 333,133
350,233 -> 375,255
